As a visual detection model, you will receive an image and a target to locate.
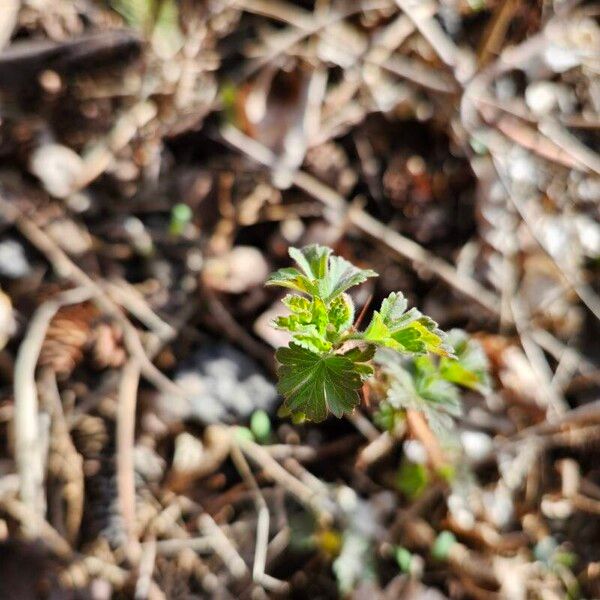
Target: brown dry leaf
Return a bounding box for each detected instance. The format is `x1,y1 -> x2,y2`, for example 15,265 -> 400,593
91,321 -> 127,370
237,64 -> 321,188
39,301 -> 98,378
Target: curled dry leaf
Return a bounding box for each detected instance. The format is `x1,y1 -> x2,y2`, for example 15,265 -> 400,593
520,254 -> 582,339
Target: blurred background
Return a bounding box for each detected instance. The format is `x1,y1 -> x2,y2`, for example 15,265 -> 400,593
0,0 -> 599,598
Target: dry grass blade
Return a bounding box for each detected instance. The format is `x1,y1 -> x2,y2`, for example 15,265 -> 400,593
13,287 -> 92,532
197,511 -> 249,580
235,433 -> 330,519
0,197 -> 188,400
394,0 -> 473,82
116,358 -> 142,560
220,124 -> 503,317
230,441 -> 288,592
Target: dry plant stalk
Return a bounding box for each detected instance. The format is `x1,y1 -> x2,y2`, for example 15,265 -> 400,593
13,287 -> 92,532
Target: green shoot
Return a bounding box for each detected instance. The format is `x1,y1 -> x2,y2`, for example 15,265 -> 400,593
250,409 -> 271,443
266,244 -> 450,422
169,203 -> 192,236
375,329 -> 491,437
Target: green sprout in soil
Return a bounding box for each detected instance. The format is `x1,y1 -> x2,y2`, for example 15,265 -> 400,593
169,202 -> 193,236
374,328 -> 491,438
266,244 -> 452,422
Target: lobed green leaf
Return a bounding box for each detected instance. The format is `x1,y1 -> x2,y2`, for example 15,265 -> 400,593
265,267 -> 316,295
267,245 -> 377,303
440,329 -> 490,392
328,294 -> 355,334
275,344 -> 370,422
375,351 -> 462,437
318,254 -> 377,302
363,293 -> 450,356
288,245 -> 331,280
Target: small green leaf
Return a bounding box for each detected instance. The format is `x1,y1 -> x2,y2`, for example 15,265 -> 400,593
376,351 -> 462,437
374,401 -> 403,432
318,254 -> 377,301
311,298 -> 328,335
440,329 -> 490,392
289,245 -> 331,280
415,357 -> 461,410
250,409 -> 271,443
328,294 -> 355,333
393,317 -> 450,356
265,267 -> 316,295
342,345 -> 375,378
342,345 -> 376,363
282,294 -> 311,317
379,291 -> 409,323
396,460 -> 429,499
277,245 -> 377,303
363,293 -> 450,356
234,426 -> 255,443
220,81 -> 238,124
292,328 -> 332,354
432,531 -> 457,561
273,313 -> 301,331
436,463 -> 456,483
169,203 -> 192,235
363,312 -> 392,345
394,546 -> 413,573
274,299 -> 333,354
276,344 -> 366,421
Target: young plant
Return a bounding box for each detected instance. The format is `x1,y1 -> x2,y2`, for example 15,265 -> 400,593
374,329 -> 491,437
266,244 -> 451,422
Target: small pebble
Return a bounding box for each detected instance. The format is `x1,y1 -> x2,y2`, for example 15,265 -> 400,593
0,240 -> 31,278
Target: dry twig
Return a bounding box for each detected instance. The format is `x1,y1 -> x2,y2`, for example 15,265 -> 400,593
13,287 -> 91,532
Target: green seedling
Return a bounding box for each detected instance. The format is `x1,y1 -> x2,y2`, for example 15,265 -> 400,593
432,530 -> 457,561
396,460 -> 429,500
375,329 -> 491,437
394,546 -> 413,573
266,244 -> 451,422
250,409 -> 271,443
169,203 -> 193,236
